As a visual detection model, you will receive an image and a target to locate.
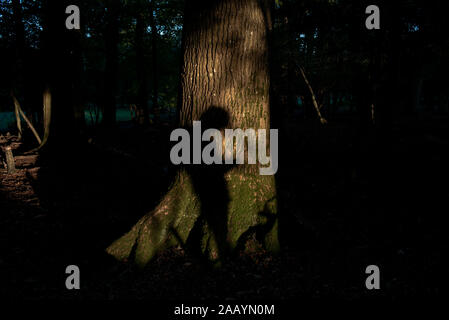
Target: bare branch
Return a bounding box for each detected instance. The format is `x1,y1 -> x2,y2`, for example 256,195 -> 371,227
12,94 -> 42,145
298,66 -> 328,125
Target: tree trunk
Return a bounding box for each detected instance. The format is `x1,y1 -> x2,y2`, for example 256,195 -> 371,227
107,0 -> 280,267
13,94 -> 23,140
149,0 -> 159,120
5,147 -> 16,174
12,0 -> 31,128
69,28 -> 85,134
12,0 -> 25,96
40,0 -> 78,149
102,0 -> 120,128
39,88 -> 52,148
135,6 -> 149,126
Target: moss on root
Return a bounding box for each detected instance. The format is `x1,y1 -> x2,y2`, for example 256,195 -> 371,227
106,167 -> 280,267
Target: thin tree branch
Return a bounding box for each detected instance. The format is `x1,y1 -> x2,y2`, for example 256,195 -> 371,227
11,94 -> 42,145
298,65 -> 327,124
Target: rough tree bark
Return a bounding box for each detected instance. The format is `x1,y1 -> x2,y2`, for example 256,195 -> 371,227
107,0 -> 280,267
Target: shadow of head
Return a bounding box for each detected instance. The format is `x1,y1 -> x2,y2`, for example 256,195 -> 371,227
185,105 -> 234,174
198,106 -> 230,130
188,106 -> 234,174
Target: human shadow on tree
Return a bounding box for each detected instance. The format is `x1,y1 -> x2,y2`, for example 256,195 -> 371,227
184,106 -> 232,263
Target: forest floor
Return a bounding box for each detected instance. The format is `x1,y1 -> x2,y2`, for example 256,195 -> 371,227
0,115 -> 447,302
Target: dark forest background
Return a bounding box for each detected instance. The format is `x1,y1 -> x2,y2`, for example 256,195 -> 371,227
0,0 -> 448,301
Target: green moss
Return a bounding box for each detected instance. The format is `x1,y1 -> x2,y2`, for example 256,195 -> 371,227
225,170 -> 278,250
264,218 -> 280,253
106,168 -> 280,267
134,227 -> 154,268
105,225 -> 140,261
172,175 -> 201,243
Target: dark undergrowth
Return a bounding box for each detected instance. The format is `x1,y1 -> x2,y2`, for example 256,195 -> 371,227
0,115 -> 447,301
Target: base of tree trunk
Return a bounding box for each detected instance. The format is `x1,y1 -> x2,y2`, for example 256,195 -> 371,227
5,147 -> 17,174
106,166 -> 279,267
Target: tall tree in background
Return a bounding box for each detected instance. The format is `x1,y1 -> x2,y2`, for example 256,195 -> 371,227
148,0 -> 159,119
102,0 -> 121,128
11,0 -> 25,95
107,0 -> 279,266
134,0 -> 149,125
11,0 -> 26,139
40,0 -> 79,148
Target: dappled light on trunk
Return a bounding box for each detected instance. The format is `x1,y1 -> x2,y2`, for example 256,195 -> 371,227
107,0 -> 279,266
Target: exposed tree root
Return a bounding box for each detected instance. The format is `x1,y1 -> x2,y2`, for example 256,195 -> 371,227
106,167 -> 280,267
